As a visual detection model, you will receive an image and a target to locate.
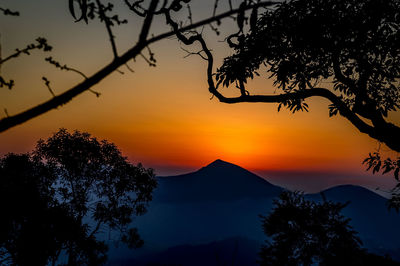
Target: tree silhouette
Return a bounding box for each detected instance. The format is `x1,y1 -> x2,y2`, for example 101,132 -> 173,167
259,191 -> 400,266
200,0 -> 400,152
0,0 -> 273,133
173,0 -> 400,207
0,129 -> 157,265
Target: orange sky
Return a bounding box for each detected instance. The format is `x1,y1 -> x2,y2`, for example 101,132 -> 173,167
0,0 -> 397,191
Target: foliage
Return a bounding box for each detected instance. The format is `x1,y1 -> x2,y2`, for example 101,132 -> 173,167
171,0 -> 400,206
259,191 -> 363,265
0,129 -> 157,265
217,0 -> 400,116
363,153 -> 400,211
259,191 -> 399,266
172,0 -> 400,155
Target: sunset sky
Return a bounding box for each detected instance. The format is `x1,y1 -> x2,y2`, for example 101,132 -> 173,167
0,0 -> 397,192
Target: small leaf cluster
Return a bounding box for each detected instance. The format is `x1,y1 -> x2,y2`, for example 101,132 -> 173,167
169,0 -> 191,12
363,152 -> 400,178
69,0 -> 127,26
277,97 -> 309,113
0,37 -> 52,90
363,152 -> 400,211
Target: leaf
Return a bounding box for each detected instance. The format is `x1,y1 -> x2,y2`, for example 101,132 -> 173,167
69,0 -> 77,20
382,165 -> 393,174
69,0 -> 88,23
373,161 -> 381,174
80,0 -> 88,23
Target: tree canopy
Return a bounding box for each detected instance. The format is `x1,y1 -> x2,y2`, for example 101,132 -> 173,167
259,191 -> 400,266
171,0 -> 400,205
0,129 -> 157,265
185,0 -> 400,153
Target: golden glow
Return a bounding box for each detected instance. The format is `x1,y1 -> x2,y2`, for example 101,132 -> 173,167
0,0 -> 384,178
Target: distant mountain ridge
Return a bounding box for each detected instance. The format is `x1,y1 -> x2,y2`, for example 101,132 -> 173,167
107,159 -> 400,264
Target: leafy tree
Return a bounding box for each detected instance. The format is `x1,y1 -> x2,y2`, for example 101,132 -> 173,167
0,0 -> 272,132
210,0 -> 400,152
259,191 -> 399,266
0,129 -> 157,265
173,0 -> 400,207
0,153 -> 65,265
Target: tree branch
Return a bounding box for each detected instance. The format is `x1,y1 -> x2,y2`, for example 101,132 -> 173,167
0,37 -> 52,65
0,1 -> 276,133
331,52 -> 356,90
138,0 -> 159,43
177,28 -> 400,153
96,0 -> 118,59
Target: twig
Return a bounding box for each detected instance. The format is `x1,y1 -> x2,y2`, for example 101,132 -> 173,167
187,4 -> 193,25
0,37 -> 52,65
140,53 -> 156,67
88,88 -> 101,97
42,77 -> 55,97
181,46 -> 207,60
96,0 -> 118,59
125,63 -> 134,73
45,57 -> 87,79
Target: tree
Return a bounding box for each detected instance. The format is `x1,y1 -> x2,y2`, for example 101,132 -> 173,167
259,191 -> 399,266
0,129 -> 157,265
0,153 -> 69,265
0,0 -> 273,133
195,0 -> 400,152
172,0 -> 400,206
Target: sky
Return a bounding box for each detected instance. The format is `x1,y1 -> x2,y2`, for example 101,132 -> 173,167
0,0 -> 398,193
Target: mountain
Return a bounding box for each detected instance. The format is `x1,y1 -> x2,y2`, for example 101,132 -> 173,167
154,159 -> 282,202
107,160 -> 400,264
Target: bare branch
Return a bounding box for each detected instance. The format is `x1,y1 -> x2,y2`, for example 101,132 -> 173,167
0,76 -> 14,90
125,63 -> 134,73
0,37 -> 52,65
42,77 -> 55,97
181,46 -> 207,60
140,52 -> 156,66
0,1 -> 277,133
96,0 -> 118,58
45,57 -> 87,79
88,88 -> 101,97
212,0 -> 220,17
187,4 -> 193,25
138,0 -> 159,43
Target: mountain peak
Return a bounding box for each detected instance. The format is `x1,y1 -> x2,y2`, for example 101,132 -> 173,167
206,159 -> 233,168
156,159 -> 282,202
